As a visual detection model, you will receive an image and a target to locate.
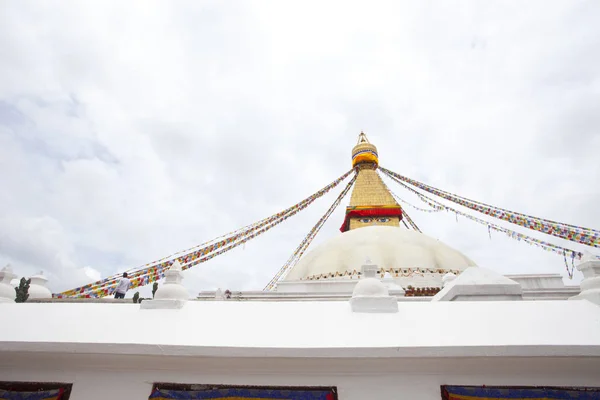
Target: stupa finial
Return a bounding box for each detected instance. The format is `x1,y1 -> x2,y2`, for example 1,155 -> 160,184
357,131 -> 370,144
351,132 -> 378,168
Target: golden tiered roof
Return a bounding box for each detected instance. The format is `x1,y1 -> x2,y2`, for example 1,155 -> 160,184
349,169 -> 398,207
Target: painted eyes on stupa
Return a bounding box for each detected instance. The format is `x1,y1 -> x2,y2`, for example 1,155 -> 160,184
359,217 -> 391,224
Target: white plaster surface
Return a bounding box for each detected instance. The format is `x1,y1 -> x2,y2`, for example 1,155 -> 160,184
1,300 -> 600,358
349,295 -> 398,313
284,226 -> 477,281
140,299 -> 186,309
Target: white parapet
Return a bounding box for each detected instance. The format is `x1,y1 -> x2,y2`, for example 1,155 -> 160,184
0,265 -> 17,303
570,254 -> 600,306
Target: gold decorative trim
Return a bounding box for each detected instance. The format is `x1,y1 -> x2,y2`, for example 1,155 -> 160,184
301,268 -> 462,281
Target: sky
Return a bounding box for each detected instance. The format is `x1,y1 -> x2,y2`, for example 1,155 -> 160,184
1,0 -> 599,297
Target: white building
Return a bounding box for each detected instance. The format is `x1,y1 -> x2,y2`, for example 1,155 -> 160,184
1,254 -> 600,400
1,135 -> 599,399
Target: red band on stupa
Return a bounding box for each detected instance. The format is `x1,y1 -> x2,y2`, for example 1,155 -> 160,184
340,207 -> 403,232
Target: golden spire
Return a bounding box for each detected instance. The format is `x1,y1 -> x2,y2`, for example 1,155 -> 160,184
341,132 -> 402,232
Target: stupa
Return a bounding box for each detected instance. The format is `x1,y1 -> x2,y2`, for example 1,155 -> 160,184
281,133 -> 476,289
50,131 -> 597,300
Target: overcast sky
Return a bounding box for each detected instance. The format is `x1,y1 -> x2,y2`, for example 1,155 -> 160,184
1,0 -> 599,297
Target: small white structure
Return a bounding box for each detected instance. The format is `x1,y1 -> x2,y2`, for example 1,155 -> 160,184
442,272 -> 457,287
350,260 -> 398,313
570,253 -> 600,305
27,271 -> 52,300
215,288 -> 225,300
433,267 -> 523,302
141,260 -> 188,309
0,265 -> 16,303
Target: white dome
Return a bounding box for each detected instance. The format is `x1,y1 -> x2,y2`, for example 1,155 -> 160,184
352,278 -> 388,297
28,273 -> 52,300
284,226 -> 477,286
154,284 -> 189,301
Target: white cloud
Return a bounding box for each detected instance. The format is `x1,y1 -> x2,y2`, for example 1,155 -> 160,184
0,0 -> 598,294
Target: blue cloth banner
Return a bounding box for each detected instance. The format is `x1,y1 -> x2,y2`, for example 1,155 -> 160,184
443,386 -> 600,400
149,387 -> 335,399
0,389 -> 63,400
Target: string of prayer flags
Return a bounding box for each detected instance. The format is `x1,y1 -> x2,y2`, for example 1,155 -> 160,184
56,169 -> 355,298
379,166 -> 600,248
381,168 -> 589,278
264,173 -> 357,291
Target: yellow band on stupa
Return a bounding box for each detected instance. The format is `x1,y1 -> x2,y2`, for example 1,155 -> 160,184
347,205 -> 400,211
352,149 -> 379,167
351,132 -> 379,167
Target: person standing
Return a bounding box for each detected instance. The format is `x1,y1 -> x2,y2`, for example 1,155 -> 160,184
114,272 -> 130,299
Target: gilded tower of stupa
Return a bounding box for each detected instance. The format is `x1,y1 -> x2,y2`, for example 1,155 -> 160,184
340,132 -> 403,232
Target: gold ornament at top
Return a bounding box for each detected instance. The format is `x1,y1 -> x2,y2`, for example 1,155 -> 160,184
352,131 -> 379,169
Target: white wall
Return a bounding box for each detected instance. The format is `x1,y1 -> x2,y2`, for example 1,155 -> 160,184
0,353 -> 599,400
